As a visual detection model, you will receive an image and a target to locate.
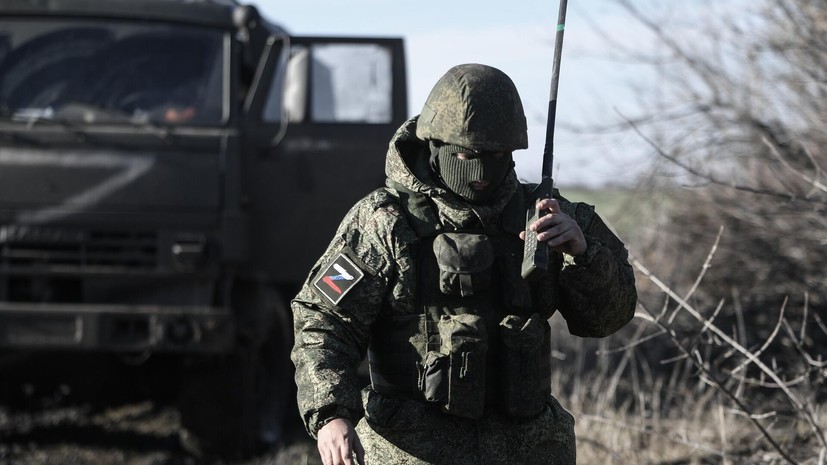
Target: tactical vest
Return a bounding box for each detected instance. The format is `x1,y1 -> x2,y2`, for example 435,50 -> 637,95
368,184 -> 552,420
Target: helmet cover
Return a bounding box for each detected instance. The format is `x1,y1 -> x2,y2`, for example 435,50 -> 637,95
416,64 -> 528,152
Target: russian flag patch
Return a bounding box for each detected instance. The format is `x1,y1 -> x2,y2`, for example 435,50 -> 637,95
313,252 -> 365,305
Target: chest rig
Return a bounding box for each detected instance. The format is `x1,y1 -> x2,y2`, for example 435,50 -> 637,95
368,185 -> 551,420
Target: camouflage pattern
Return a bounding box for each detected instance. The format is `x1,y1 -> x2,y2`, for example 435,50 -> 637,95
415,64 -> 529,152
291,90 -> 637,463
356,388 -> 575,465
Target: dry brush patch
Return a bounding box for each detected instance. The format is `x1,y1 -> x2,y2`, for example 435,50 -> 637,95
558,0 -> 827,462
548,233 -> 826,464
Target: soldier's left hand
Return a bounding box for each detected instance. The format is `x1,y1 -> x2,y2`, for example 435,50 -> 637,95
520,198 -> 587,256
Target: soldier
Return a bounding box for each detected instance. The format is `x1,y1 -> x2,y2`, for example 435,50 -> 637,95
291,63 -> 637,465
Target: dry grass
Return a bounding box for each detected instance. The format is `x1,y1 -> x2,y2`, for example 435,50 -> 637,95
549,313 -> 825,464
573,406 -> 823,465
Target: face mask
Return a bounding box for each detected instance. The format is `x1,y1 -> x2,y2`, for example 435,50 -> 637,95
436,145 -> 512,203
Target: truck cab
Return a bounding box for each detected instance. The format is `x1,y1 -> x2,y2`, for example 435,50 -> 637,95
0,0 -> 407,458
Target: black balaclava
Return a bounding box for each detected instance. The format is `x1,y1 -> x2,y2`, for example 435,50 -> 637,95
430,142 -> 512,203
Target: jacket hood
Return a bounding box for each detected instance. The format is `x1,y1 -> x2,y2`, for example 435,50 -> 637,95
385,117 -> 520,229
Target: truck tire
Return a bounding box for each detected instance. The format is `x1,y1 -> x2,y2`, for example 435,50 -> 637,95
177,282 -> 294,460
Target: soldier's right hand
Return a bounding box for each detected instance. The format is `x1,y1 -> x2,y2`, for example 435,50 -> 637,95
317,418 -> 365,465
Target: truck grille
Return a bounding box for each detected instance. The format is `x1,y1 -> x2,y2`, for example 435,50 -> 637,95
0,226 -> 158,271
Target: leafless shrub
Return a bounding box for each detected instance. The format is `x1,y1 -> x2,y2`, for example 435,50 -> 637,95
633,238 -> 826,464
550,1 -> 827,463
550,236 -> 826,464
616,0 -> 827,312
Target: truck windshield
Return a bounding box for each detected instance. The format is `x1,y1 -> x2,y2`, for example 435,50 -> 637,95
0,19 -> 225,126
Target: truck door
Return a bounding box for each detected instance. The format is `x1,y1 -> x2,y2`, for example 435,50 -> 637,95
244,37 -> 407,284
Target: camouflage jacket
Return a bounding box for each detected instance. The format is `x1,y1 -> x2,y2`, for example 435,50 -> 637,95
290,117 -> 637,438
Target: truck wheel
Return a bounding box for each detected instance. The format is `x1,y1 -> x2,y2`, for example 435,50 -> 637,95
177,283 -> 293,460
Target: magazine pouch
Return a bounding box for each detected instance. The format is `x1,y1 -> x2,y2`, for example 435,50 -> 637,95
429,313 -> 488,419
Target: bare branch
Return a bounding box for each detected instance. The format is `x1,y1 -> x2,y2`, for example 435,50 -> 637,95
814,313 -> 827,339
633,256 -> 827,451
762,136 -> 827,194
783,318 -> 827,369
727,371 -> 810,389
624,114 -> 826,205
730,298 -> 788,376
668,226 -> 724,325
633,287 -> 801,465
596,327 -> 666,355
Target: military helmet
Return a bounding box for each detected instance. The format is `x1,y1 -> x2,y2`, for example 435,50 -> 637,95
416,64 -> 528,152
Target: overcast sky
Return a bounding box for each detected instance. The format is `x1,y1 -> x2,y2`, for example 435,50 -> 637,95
254,0 -> 669,187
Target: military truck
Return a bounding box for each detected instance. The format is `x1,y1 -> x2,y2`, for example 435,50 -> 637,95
0,0 -> 407,458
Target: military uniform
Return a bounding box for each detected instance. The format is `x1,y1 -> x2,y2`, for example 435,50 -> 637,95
291,65 -> 637,465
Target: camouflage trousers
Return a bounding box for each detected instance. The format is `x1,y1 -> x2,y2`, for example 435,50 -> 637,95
355,388 -> 576,465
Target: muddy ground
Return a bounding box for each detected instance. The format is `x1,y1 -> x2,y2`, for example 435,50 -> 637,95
0,397 -> 323,465
0,354 -> 323,465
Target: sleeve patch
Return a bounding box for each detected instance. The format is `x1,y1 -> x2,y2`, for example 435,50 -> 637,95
313,252 -> 365,305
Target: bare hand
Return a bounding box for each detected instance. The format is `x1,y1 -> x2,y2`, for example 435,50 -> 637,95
317,418 -> 365,465
519,198 -> 587,256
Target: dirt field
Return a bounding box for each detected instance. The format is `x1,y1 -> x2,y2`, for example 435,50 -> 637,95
0,399 -> 322,465
0,352 -> 322,465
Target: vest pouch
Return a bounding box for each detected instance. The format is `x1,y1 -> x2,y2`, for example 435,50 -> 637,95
499,314 -> 551,418
433,233 -> 494,297
437,313 -> 488,419
419,351 -> 449,402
